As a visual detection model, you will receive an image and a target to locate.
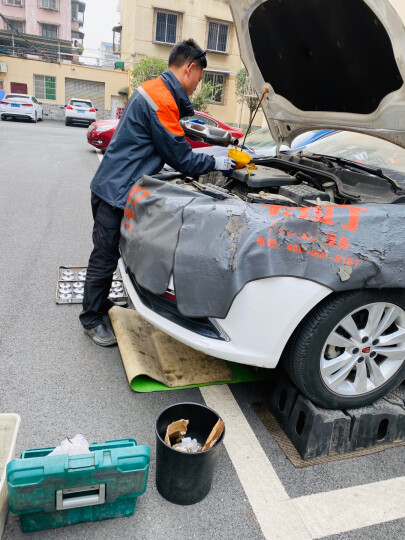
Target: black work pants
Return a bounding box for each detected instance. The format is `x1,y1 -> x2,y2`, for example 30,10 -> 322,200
79,193 -> 124,329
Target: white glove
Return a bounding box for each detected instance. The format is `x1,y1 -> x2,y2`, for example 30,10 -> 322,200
214,156 -> 236,173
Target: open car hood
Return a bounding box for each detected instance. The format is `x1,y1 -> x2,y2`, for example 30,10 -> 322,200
229,0 -> 405,148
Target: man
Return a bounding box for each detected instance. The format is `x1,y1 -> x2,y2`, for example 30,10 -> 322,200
80,39 -> 235,346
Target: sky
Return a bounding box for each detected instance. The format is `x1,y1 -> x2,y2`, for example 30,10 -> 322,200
81,0 -> 120,62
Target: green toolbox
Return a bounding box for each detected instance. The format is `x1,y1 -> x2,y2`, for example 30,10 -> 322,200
6,438 -> 150,533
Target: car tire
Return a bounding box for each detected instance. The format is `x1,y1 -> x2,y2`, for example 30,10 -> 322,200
1,116 -> 6,121
283,289 -> 405,409
65,118 -> 71,126
32,113 -> 37,123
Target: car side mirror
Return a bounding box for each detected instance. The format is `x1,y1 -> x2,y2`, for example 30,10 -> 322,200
95,108 -> 98,111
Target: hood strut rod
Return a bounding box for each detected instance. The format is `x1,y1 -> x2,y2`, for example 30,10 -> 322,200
241,88 -> 269,150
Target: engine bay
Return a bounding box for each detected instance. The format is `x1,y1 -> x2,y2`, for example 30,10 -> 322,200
163,153 -> 405,207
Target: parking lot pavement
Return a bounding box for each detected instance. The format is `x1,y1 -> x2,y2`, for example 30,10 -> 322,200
1,120 -> 404,539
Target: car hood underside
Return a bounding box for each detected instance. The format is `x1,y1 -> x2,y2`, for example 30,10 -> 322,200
229,0 -> 405,149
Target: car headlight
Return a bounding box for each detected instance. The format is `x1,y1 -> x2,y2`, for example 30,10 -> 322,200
92,125 -> 113,133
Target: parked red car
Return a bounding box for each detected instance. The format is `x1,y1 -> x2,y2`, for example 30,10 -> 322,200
87,111 -> 244,152
185,111 -> 244,148
87,119 -> 119,151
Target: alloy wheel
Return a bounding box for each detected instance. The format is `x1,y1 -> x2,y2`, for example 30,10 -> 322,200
320,302 -> 405,397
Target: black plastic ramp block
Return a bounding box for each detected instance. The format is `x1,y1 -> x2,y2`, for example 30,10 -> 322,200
345,394 -> 405,450
266,371 -> 300,429
282,394 -> 351,459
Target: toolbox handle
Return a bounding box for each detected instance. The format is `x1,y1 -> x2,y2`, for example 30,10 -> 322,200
56,484 -> 106,510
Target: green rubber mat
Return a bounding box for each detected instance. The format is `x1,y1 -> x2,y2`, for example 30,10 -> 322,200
130,362 -> 268,392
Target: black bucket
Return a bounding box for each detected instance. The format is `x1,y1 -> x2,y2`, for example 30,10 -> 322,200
155,402 -> 225,505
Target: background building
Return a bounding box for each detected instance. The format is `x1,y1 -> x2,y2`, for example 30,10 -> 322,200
0,0 -> 126,119
116,0 -> 262,128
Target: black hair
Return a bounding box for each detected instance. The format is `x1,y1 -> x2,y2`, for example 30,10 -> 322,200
168,38 -> 207,69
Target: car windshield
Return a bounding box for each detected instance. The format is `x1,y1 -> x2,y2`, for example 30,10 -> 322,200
71,100 -> 92,108
302,131 -> 405,175
244,127 -> 276,151
6,94 -> 30,101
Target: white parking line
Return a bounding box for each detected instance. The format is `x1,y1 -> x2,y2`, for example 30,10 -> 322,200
96,150 -> 103,162
200,384 -> 405,539
200,385 -> 311,539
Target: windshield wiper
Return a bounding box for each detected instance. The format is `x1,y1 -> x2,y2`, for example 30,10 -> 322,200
308,153 -> 402,193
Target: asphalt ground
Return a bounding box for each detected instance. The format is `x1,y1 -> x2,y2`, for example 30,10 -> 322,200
0,119 -> 404,539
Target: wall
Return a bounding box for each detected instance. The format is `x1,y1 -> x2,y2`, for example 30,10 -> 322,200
120,0 -> 264,129
1,0 -> 72,40
0,55 -> 127,119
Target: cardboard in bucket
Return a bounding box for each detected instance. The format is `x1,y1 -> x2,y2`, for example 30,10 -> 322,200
164,418 -> 225,453
156,402 -> 225,505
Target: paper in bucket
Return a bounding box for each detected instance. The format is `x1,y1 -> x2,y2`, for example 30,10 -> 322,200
155,402 -> 225,505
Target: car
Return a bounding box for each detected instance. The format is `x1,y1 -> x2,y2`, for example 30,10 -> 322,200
0,94 -> 43,123
118,0 -> 405,410
65,98 -> 97,126
185,111 -> 244,148
87,119 -> 119,151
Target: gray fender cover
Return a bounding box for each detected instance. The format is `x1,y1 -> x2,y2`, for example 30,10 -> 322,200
120,176 -> 405,319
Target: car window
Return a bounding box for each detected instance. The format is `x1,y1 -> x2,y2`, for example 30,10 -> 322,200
5,94 -> 30,101
304,131 -> 405,175
244,127 -> 276,150
191,114 -> 217,127
70,100 -> 92,108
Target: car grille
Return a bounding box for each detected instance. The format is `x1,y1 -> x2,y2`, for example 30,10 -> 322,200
126,271 -> 225,341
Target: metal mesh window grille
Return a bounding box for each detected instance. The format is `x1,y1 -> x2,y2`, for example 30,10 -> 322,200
34,74 -> 56,100
155,11 -> 177,44
203,72 -> 225,103
207,22 -> 228,52
41,24 -> 57,38
40,0 -> 57,9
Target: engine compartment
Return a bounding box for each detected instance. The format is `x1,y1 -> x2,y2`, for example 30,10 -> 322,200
165,153 -> 405,207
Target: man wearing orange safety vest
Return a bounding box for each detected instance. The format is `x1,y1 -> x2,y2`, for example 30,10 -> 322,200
80,39 -> 236,346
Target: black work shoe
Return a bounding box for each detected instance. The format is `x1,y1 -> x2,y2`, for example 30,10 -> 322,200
84,322 -> 117,347
103,314 -> 115,336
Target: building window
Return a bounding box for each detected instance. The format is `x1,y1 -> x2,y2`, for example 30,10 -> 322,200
0,79 -> 4,90
155,11 -> 178,44
41,24 -> 57,39
34,74 -> 56,100
40,0 -> 57,10
207,21 -> 229,53
6,20 -> 24,33
203,72 -> 225,104
5,0 -> 23,6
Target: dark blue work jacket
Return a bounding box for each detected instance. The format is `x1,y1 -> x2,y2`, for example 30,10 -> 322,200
90,70 -> 215,209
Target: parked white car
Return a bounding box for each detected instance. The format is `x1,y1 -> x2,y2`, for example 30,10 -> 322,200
65,98 -> 96,126
0,94 -> 43,123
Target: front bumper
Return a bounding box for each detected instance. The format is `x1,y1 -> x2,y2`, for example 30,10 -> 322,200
119,258 -> 332,369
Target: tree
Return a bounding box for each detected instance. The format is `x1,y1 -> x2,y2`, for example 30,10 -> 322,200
235,67 -> 259,125
130,57 -> 168,92
189,81 -> 215,112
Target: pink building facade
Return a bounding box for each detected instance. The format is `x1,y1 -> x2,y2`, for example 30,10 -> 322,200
1,0 -> 85,48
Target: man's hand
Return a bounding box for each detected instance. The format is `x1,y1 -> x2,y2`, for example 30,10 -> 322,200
214,156 -> 236,173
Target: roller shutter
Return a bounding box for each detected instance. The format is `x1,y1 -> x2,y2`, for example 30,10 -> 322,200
65,78 -> 106,118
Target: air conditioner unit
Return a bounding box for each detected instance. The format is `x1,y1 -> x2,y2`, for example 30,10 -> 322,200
0,63 -> 7,73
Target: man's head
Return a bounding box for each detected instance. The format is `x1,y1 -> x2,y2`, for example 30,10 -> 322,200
169,39 -> 207,96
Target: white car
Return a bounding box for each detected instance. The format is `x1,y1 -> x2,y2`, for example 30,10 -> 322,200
65,98 -> 96,126
119,0 -> 405,409
0,94 -> 43,123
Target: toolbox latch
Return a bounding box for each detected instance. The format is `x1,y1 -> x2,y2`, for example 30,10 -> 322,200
55,484 -> 106,510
